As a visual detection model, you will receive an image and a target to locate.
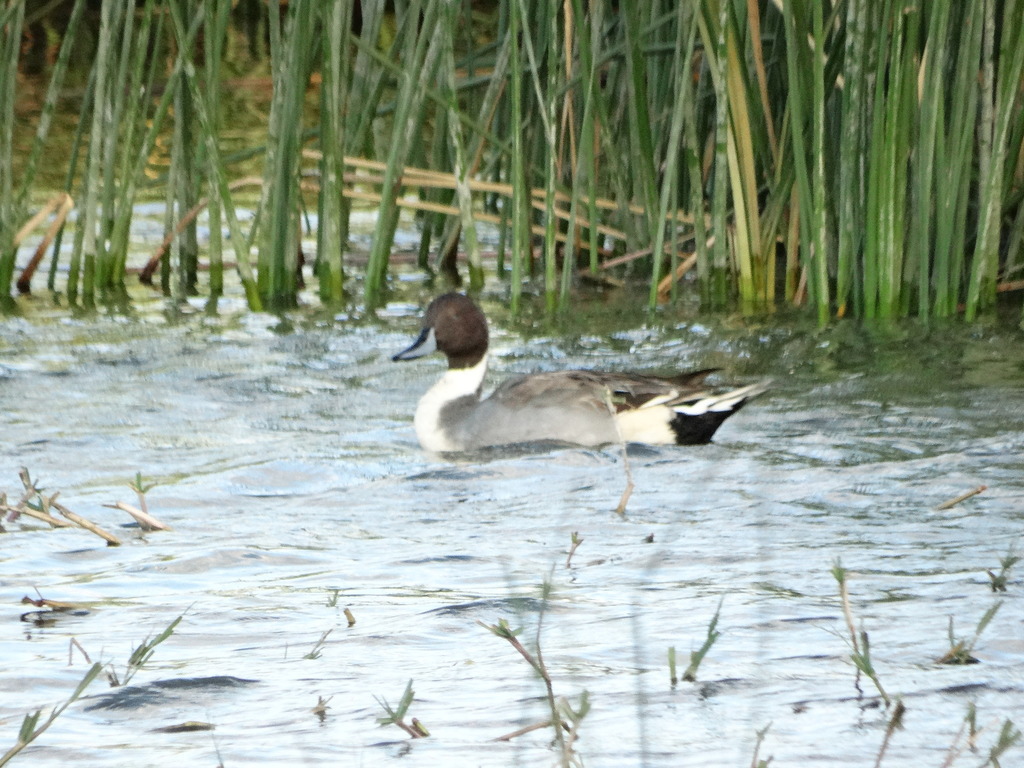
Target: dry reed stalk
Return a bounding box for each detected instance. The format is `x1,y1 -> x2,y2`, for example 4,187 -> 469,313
140,176 -> 263,284
106,501 -> 172,532
342,187 -> 626,245
2,503 -> 74,528
493,719 -> 562,742
303,151 -> 704,225
837,569 -> 861,657
14,193 -> 74,293
657,253 -> 699,298
21,595 -> 86,612
51,499 -> 122,546
11,193 -> 72,247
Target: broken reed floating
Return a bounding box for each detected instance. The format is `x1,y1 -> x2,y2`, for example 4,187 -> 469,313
2,469 -> 171,543
3,1 -> 1024,321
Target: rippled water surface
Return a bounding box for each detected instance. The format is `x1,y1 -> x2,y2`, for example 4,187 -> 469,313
2,291 -> 1023,767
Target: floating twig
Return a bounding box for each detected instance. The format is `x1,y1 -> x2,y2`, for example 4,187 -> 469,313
21,593 -> 85,613
69,638 -> 92,666
935,485 -> 987,510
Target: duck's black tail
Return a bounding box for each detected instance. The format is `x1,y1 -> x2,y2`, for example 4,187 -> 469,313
669,381 -> 771,444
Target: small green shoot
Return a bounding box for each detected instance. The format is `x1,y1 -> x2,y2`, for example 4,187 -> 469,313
668,646 -> 677,686
303,629 -> 333,660
0,662 -> 103,766
987,545 -> 1020,592
943,705 -> 1022,766
109,613 -> 184,687
559,690 -> 590,758
480,580 -> 587,765
937,602 -> 1002,664
326,589 -> 340,607
832,560 -> 891,706
750,722 -> 773,768
682,597 -> 723,682
128,472 -> 157,514
375,680 -> 428,738
983,719 -> 1022,767
478,618 -> 538,675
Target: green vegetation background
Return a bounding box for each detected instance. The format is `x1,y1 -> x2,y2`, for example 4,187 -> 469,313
2,0 -> 1023,322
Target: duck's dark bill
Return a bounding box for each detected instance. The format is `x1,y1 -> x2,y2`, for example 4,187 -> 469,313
392,327 -> 437,362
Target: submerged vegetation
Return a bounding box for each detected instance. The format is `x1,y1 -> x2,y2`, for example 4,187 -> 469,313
2,0 -> 1023,320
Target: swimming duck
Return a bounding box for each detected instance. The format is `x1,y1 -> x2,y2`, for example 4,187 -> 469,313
393,293 -> 769,452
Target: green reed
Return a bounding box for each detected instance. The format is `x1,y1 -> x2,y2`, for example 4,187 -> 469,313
166,0 -> 261,310
0,0 -> 26,305
5,1 -> 1024,320
203,0 -> 232,309
258,0 -> 315,310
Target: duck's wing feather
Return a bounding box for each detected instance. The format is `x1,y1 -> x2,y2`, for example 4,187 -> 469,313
488,369 -> 723,413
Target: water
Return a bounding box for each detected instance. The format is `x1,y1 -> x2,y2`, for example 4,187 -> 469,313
1,292 -> 1023,766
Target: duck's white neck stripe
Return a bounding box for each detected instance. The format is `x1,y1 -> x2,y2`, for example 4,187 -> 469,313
441,354 -> 488,397
413,355 -> 488,452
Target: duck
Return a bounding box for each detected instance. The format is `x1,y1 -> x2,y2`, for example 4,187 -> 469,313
392,293 -> 769,453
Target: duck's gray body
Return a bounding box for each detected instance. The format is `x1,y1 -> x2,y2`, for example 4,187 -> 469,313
393,293 -> 769,453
